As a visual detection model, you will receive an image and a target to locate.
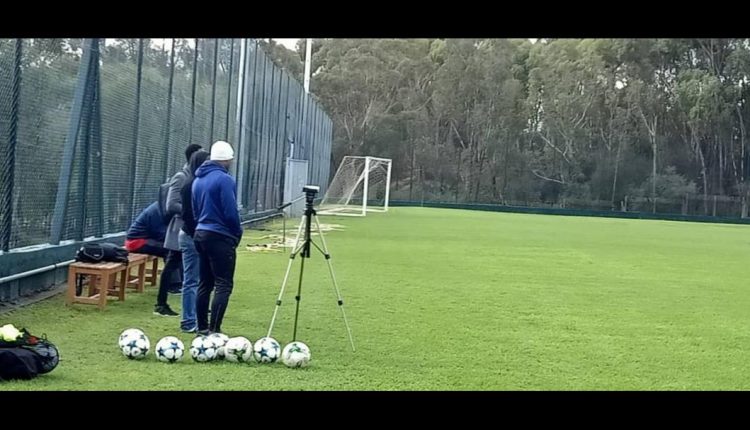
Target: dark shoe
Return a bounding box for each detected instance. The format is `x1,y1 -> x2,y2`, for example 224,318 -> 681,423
153,305 -> 178,317
181,326 -> 198,334
196,329 -> 210,336
168,288 -> 182,295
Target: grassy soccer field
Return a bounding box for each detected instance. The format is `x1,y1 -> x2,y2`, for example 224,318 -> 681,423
2,207 -> 750,390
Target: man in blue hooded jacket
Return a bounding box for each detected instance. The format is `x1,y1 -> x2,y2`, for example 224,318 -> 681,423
192,140 -> 243,335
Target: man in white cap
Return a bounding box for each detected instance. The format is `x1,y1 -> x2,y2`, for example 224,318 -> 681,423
191,140 -> 243,335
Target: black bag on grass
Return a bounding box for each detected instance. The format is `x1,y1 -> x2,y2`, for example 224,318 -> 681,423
19,330 -> 60,374
0,348 -> 43,381
0,329 -> 59,381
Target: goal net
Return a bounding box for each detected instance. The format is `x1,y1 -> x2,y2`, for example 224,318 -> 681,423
319,156 -> 392,216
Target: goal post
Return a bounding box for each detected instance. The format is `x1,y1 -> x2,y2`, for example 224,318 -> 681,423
319,156 -> 392,216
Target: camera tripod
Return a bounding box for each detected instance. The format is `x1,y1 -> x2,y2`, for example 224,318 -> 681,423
267,185 -> 356,352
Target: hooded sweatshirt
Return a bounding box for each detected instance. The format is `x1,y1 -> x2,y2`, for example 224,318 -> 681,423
191,161 -> 242,244
126,202 -> 166,242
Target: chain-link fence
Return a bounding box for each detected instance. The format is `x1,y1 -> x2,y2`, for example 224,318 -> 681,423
0,38 -> 334,251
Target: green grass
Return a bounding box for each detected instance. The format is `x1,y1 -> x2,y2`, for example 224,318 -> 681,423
3,207 -> 750,390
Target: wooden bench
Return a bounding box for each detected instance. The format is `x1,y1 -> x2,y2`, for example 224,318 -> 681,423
66,261 -> 127,309
65,254 -> 152,309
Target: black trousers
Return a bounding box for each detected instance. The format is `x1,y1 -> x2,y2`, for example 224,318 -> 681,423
132,243 -> 181,307
194,230 -> 237,333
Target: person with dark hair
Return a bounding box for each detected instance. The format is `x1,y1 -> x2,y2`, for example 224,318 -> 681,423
162,143 -> 204,296
124,202 -> 179,316
177,149 -> 210,333
192,141 -> 243,335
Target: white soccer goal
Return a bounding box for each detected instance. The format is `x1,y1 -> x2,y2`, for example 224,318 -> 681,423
319,156 -> 392,216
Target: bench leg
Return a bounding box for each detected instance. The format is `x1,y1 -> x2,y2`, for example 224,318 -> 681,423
99,273 -> 111,309
137,263 -> 146,293
66,268 -> 77,305
117,270 -> 126,301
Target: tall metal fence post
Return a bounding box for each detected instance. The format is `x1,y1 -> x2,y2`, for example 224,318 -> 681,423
253,54 -> 269,213
50,38 -> 96,245
129,39 -> 145,221
188,38 -> 199,144
246,40 -> 260,210
262,63 -> 276,210
76,40 -> 103,241
162,38 -> 176,180
209,38 -> 219,143
76,72 -> 94,242
92,42 -> 104,237
1,39 -> 21,251
271,71 -> 284,207
235,39 -> 247,207
225,39 -> 235,141
279,74 -> 291,204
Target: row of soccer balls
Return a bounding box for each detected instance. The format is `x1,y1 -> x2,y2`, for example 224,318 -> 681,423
118,328 -> 311,368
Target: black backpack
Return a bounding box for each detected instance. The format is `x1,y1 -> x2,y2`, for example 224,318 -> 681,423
74,243 -> 129,295
75,243 -> 129,264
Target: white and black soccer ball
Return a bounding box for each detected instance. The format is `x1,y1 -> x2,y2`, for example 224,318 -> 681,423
224,337 -> 253,363
119,328 -> 150,360
253,336 -> 281,364
208,333 -> 230,359
281,341 -> 311,368
190,335 -> 218,362
155,336 -> 185,363
118,328 -> 145,348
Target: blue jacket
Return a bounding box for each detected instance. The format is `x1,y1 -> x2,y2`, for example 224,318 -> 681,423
126,202 -> 166,241
192,161 -> 243,243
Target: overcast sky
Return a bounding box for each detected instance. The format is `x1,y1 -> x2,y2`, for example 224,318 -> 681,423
273,38 -> 301,50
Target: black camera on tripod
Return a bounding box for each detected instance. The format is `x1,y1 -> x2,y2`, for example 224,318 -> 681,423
302,185 -> 320,210
303,185 -> 320,204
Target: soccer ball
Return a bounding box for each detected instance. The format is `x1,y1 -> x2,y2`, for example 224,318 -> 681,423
118,328 -> 144,348
119,328 -> 150,360
253,336 -> 281,364
155,336 -> 185,363
224,337 -> 254,363
190,335 -> 218,362
208,333 -> 230,359
281,341 -> 311,368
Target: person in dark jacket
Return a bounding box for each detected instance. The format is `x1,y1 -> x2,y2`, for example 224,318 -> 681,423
177,149 -> 209,333
192,140 -> 243,335
124,202 -> 179,316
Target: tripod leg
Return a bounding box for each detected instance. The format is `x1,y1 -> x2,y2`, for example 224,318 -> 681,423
292,252 -> 306,341
267,215 -> 306,338
313,215 -> 356,352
